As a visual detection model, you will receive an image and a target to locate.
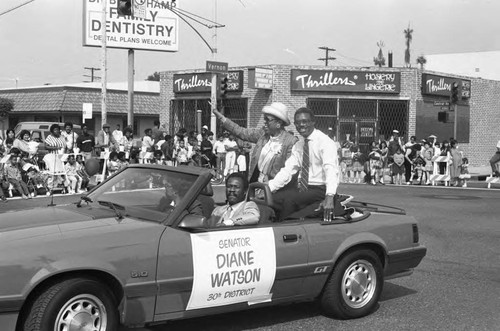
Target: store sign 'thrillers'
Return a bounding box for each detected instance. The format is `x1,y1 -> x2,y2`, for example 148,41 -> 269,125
290,69 -> 401,93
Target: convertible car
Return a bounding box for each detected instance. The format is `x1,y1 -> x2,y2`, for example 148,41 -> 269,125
0,164 -> 426,331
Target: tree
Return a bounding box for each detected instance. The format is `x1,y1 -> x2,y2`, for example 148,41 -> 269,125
416,55 -> 427,69
404,23 -> 413,68
146,72 -> 160,81
373,41 -> 386,67
0,97 -> 14,118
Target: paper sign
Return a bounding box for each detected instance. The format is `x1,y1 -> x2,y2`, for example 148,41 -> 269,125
83,103 -> 93,120
187,228 -> 276,310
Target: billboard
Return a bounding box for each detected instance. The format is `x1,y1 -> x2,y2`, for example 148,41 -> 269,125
83,0 -> 179,52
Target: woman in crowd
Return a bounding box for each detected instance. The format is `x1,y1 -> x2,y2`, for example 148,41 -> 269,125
449,140 -> 463,186
439,140 -> 451,175
45,124 -> 66,154
3,129 -> 15,149
13,130 -> 38,158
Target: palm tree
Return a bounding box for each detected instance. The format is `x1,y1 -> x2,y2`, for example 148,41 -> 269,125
373,41 -> 386,67
416,55 -> 427,69
404,23 -> 413,68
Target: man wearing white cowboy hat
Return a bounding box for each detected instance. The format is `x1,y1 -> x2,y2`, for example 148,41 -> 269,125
212,102 -> 298,185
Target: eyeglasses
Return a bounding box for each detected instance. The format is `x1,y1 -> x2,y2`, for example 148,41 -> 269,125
263,117 -> 278,124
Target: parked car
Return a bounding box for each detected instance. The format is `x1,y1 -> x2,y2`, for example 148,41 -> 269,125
0,164 -> 426,330
13,121 -> 82,156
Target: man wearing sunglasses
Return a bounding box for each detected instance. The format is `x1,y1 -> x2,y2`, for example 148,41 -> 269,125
212,102 -> 297,187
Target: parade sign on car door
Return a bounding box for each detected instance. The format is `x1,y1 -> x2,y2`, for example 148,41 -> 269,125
82,0 -> 179,52
187,228 -> 276,310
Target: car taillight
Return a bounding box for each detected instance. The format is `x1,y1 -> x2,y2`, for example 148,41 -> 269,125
412,224 -> 419,243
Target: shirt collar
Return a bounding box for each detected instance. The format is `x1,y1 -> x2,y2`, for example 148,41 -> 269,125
227,200 -> 245,210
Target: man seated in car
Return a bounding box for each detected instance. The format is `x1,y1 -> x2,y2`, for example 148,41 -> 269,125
158,176 -> 203,216
208,172 -> 260,227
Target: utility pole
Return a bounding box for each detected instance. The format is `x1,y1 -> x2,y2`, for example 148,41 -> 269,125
318,46 -> 336,66
210,0 -> 218,138
83,67 -> 101,82
101,0 -> 107,126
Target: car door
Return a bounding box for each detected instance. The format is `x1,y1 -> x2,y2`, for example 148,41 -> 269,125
154,222 -> 309,319
269,222 -> 309,300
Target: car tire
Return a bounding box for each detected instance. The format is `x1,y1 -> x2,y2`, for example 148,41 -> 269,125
320,249 -> 383,319
22,278 -> 119,331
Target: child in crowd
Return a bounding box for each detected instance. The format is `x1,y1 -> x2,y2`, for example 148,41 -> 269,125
4,155 -> 31,199
412,146 -> 427,185
340,141 -> 353,183
64,154 -> 83,194
107,151 -> 120,176
174,140 -> 189,165
368,144 -> 384,185
75,155 -> 90,192
152,150 -> 166,165
459,157 -> 470,187
213,135 -> 227,174
422,141 -> 434,185
391,147 -> 406,185
117,152 -> 129,170
351,145 -> 364,184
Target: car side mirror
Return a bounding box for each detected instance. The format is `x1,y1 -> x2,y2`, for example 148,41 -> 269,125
178,214 -> 207,229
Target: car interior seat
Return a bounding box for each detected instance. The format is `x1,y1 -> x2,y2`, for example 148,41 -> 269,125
197,182 -> 215,219
246,182 -> 276,224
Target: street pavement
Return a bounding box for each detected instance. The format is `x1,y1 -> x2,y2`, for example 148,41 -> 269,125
0,183 -> 499,331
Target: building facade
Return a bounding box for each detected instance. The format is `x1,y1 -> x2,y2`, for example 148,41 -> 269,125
160,65 -> 500,167
0,84 -> 161,137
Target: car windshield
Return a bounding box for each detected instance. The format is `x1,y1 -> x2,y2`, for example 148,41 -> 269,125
85,167 -> 199,222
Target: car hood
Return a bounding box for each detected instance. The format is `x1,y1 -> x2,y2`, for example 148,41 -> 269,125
0,204 -> 117,233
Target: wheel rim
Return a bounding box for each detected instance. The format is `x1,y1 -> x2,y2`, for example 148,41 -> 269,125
341,259 -> 377,309
54,294 -> 107,331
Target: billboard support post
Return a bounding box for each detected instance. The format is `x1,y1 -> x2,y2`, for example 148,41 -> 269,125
128,49 -> 134,128
100,0 -> 107,126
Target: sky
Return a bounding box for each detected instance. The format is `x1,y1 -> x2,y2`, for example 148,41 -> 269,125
0,0 -> 499,89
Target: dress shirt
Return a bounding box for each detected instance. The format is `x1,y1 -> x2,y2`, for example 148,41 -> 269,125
268,129 -> 339,195
211,200 -> 260,226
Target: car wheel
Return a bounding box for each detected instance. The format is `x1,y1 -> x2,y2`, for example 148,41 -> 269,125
22,278 -> 118,331
320,249 -> 383,319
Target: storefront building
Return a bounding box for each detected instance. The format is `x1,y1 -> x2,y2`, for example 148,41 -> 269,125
0,85 -> 161,136
160,65 -> 500,167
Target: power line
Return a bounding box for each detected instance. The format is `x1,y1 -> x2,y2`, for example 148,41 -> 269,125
0,0 -> 35,17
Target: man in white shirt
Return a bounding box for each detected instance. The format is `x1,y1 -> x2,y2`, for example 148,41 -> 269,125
61,122 -> 79,153
268,107 -> 350,222
112,124 -> 123,145
208,172 -> 260,227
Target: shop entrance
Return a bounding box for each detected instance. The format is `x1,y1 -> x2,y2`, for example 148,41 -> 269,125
339,120 -> 377,154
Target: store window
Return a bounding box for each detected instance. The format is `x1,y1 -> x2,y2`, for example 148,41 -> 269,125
170,98 -> 247,136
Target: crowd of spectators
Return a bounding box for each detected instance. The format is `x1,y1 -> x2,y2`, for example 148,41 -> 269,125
0,119 -> 252,202
0,119 -> 498,203
338,130 -> 471,187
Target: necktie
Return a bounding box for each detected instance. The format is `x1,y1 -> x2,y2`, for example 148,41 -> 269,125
221,206 -> 233,223
298,138 -> 310,192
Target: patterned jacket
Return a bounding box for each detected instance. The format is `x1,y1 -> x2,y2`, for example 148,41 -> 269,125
222,118 -> 298,182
